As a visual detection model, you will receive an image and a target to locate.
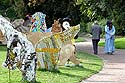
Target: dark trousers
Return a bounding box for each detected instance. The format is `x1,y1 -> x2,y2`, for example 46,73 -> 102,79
92,39 -> 100,54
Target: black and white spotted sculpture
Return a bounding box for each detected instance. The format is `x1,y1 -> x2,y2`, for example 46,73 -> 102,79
0,15 -> 37,82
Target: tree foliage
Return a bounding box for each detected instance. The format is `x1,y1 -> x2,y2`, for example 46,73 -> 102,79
77,0 -> 125,35
23,0 -> 81,27
0,0 -> 81,27
0,0 -> 125,35
0,0 -> 25,20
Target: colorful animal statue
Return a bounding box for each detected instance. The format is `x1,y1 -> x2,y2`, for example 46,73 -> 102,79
27,19 -> 61,71
10,15 -> 81,71
12,12 -> 50,33
12,18 -> 31,33
35,23 -> 80,70
25,23 -> 52,71
30,12 -> 47,32
51,19 -> 62,33
61,17 -> 71,31
25,19 -> 81,71
0,15 -> 37,82
55,18 -> 81,66
27,19 -> 64,70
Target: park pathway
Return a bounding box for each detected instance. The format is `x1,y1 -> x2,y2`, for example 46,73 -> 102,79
75,38 -> 125,83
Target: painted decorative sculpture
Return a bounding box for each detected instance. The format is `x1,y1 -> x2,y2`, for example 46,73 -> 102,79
35,21 -> 81,70
0,15 -> 37,82
30,12 -> 47,32
12,18 -> 31,33
26,19 -> 81,70
51,19 -> 62,33
6,12 -> 81,71
58,18 -> 81,66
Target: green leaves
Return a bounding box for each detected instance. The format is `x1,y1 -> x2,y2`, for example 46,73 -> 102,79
77,0 -> 125,35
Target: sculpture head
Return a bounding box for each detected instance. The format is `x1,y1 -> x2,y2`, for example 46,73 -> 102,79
51,19 -> 62,33
31,12 -> 47,32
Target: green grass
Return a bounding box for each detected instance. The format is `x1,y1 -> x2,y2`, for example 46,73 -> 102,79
0,46 -> 103,83
99,37 -> 125,49
75,37 -> 85,42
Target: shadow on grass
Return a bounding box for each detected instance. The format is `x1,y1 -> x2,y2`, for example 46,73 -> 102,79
0,45 -> 7,51
37,65 -> 99,79
60,66 -> 99,73
83,62 -> 102,67
22,81 -> 42,83
37,68 -> 60,73
8,80 -> 41,83
35,81 -> 41,83
19,80 -> 41,83
37,67 -> 83,78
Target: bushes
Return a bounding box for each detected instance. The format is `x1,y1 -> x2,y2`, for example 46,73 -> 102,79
80,18 -> 107,37
5,7 -> 17,20
0,0 -> 24,21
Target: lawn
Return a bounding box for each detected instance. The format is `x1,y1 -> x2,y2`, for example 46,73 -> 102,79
75,37 -> 85,42
99,37 -> 125,49
0,45 -> 103,83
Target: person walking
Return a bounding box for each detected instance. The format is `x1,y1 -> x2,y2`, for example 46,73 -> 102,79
91,21 -> 102,55
104,20 -> 115,55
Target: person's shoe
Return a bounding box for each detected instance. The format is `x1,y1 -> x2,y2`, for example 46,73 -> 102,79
94,52 -> 98,55
105,52 -> 109,54
109,52 -> 113,55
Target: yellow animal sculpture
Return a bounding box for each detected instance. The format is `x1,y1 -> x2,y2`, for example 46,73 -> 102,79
25,19 -> 81,71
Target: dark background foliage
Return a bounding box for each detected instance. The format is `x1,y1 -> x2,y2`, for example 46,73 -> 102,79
0,0 -> 125,35
23,0 -> 81,28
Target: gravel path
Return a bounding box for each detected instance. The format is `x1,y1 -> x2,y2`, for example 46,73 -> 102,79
75,38 -> 125,83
